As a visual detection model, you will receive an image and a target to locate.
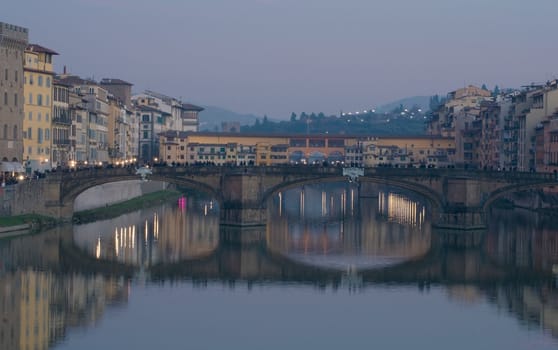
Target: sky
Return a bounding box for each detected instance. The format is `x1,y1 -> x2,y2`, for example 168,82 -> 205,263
4,0 -> 558,118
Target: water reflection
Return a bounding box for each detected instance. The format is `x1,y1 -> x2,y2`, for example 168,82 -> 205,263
1,186 -> 558,348
73,197 -> 219,266
267,184 -> 431,270
0,228 -> 128,350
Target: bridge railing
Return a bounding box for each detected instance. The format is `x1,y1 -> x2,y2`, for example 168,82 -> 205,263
364,167 -> 558,182
52,164 -> 557,183
152,165 -> 345,177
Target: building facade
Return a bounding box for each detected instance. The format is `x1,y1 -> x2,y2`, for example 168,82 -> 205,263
23,44 -> 58,172
0,22 -> 28,163
52,79 -> 71,167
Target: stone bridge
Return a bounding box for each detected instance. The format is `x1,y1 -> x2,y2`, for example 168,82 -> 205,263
7,166 -> 558,228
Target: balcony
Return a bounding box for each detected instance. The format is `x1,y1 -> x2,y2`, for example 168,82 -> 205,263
52,116 -> 72,125
53,139 -> 71,146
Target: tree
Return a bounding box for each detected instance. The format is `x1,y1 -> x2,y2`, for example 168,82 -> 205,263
255,118 -> 261,127
263,115 -> 269,125
300,112 -> 308,121
481,83 -> 488,91
493,85 -> 500,97
290,112 -> 297,122
429,95 -> 440,111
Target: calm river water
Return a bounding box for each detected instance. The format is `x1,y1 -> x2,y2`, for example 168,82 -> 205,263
2,183 -> 558,349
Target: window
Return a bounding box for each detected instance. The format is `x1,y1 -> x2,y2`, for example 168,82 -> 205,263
28,146 -> 32,155
46,77 -> 50,87
29,74 -> 33,85
37,128 -> 43,144
3,68 -> 7,80
143,131 -> 148,138
37,94 -> 42,106
38,75 -> 43,86
28,93 -> 32,105
142,114 -> 150,122
45,113 -> 49,122
27,127 -> 32,139
38,113 -> 41,122
13,125 -> 17,139
3,92 -> 7,105
14,70 -> 18,82
45,128 -> 50,140
2,124 -> 7,139
46,95 -> 49,106
14,93 -> 17,106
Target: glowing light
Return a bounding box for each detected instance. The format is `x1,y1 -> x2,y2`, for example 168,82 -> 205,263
95,237 -> 101,259
115,230 -> 119,257
322,191 -> 327,217
278,192 -> 282,217
378,191 -> 424,227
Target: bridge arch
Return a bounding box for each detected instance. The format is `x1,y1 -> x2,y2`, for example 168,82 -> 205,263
59,170 -> 224,212
482,181 -> 558,212
260,174 -> 444,217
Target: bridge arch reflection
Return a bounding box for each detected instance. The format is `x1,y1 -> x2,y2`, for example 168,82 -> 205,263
266,184 -> 431,271
73,197 -> 220,267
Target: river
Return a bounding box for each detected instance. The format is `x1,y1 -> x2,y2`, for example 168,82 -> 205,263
1,182 -> 558,349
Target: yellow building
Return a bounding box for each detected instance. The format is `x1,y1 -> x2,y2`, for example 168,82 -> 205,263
159,132 -> 455,168
19,270 -> 51,350
363,136 -> 455,167
23,44 -> 58,172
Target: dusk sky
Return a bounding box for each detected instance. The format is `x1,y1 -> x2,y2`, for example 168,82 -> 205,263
4,0 -> 558,118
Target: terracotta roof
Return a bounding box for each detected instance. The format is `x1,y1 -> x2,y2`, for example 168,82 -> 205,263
26,44 -> 59,55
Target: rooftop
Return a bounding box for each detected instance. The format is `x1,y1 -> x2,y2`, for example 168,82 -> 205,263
136,104 -> 172,116
27,44 -> 59,55
158,130 -> 453,140
57,75 -> 97,87
181,103 -> 204,112
101,78 -> 133,86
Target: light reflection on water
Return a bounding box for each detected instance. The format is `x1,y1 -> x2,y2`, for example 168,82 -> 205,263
1,184 -> 558,349
73,197 -> 220,266
267,184 -> 430,270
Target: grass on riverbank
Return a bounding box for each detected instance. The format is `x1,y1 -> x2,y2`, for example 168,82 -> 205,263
73,189 -> 182,224
0,214 -> 57,228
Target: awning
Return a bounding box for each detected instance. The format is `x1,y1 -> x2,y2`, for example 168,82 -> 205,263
0,162 -> 25,173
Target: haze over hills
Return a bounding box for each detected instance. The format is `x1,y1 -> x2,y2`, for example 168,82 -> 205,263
374,96 -> 430,113
199,96 -> 432,131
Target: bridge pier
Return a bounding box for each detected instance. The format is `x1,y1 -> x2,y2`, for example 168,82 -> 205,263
435,206 -> 486,229
220,224 -> 266,246
431,226 -> 486,248
220,202 -> 267,227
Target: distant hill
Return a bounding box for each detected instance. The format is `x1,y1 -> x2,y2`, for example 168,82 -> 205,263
199,106 -> 263,131
376,96 -> 430,113
199,95 -> 431,131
